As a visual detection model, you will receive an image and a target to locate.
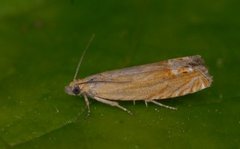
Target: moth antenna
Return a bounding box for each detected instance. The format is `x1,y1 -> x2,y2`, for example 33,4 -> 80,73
73,34 -> 95,80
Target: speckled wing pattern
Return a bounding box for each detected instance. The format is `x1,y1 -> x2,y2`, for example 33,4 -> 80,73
83,55 -> 212,101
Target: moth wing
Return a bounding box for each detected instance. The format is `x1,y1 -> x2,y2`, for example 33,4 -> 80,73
83,55 -> 212,100
84,59 -> 168,83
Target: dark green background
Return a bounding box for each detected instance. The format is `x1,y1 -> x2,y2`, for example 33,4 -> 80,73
0,0 -> 239,148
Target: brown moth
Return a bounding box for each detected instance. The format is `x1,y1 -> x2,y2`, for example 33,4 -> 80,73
65,36 -> 213,114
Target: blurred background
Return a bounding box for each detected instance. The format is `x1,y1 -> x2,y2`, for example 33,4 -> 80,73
0,0 -> 239,148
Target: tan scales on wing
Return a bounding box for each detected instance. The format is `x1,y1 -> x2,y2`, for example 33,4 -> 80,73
80,55 -> 212,101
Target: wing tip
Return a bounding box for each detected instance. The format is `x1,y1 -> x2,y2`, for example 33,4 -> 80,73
190,55 -> 213,86
189,55 -> 205,66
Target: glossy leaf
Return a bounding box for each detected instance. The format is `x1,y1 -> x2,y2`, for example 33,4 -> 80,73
0,0 -> 239,148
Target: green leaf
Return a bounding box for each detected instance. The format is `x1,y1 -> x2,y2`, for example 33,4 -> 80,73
0,0 -> 239,148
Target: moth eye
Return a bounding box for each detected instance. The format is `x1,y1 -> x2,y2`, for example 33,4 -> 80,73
72,86 -> 80,95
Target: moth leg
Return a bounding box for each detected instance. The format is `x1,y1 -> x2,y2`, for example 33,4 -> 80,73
151,100 -> 177,110
133,100 -> 135,105
144,101 -> 148,107
83,94 -> 90,114
93,96 -> 132,115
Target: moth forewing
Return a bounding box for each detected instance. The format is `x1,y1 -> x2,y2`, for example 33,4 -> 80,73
65,55 -> 212,114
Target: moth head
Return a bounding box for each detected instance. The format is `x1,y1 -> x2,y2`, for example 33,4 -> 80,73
65,34 -> 95,96
65,81 -> 82,96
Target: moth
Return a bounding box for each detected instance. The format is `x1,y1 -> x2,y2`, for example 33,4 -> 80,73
65,35 -> 213,114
